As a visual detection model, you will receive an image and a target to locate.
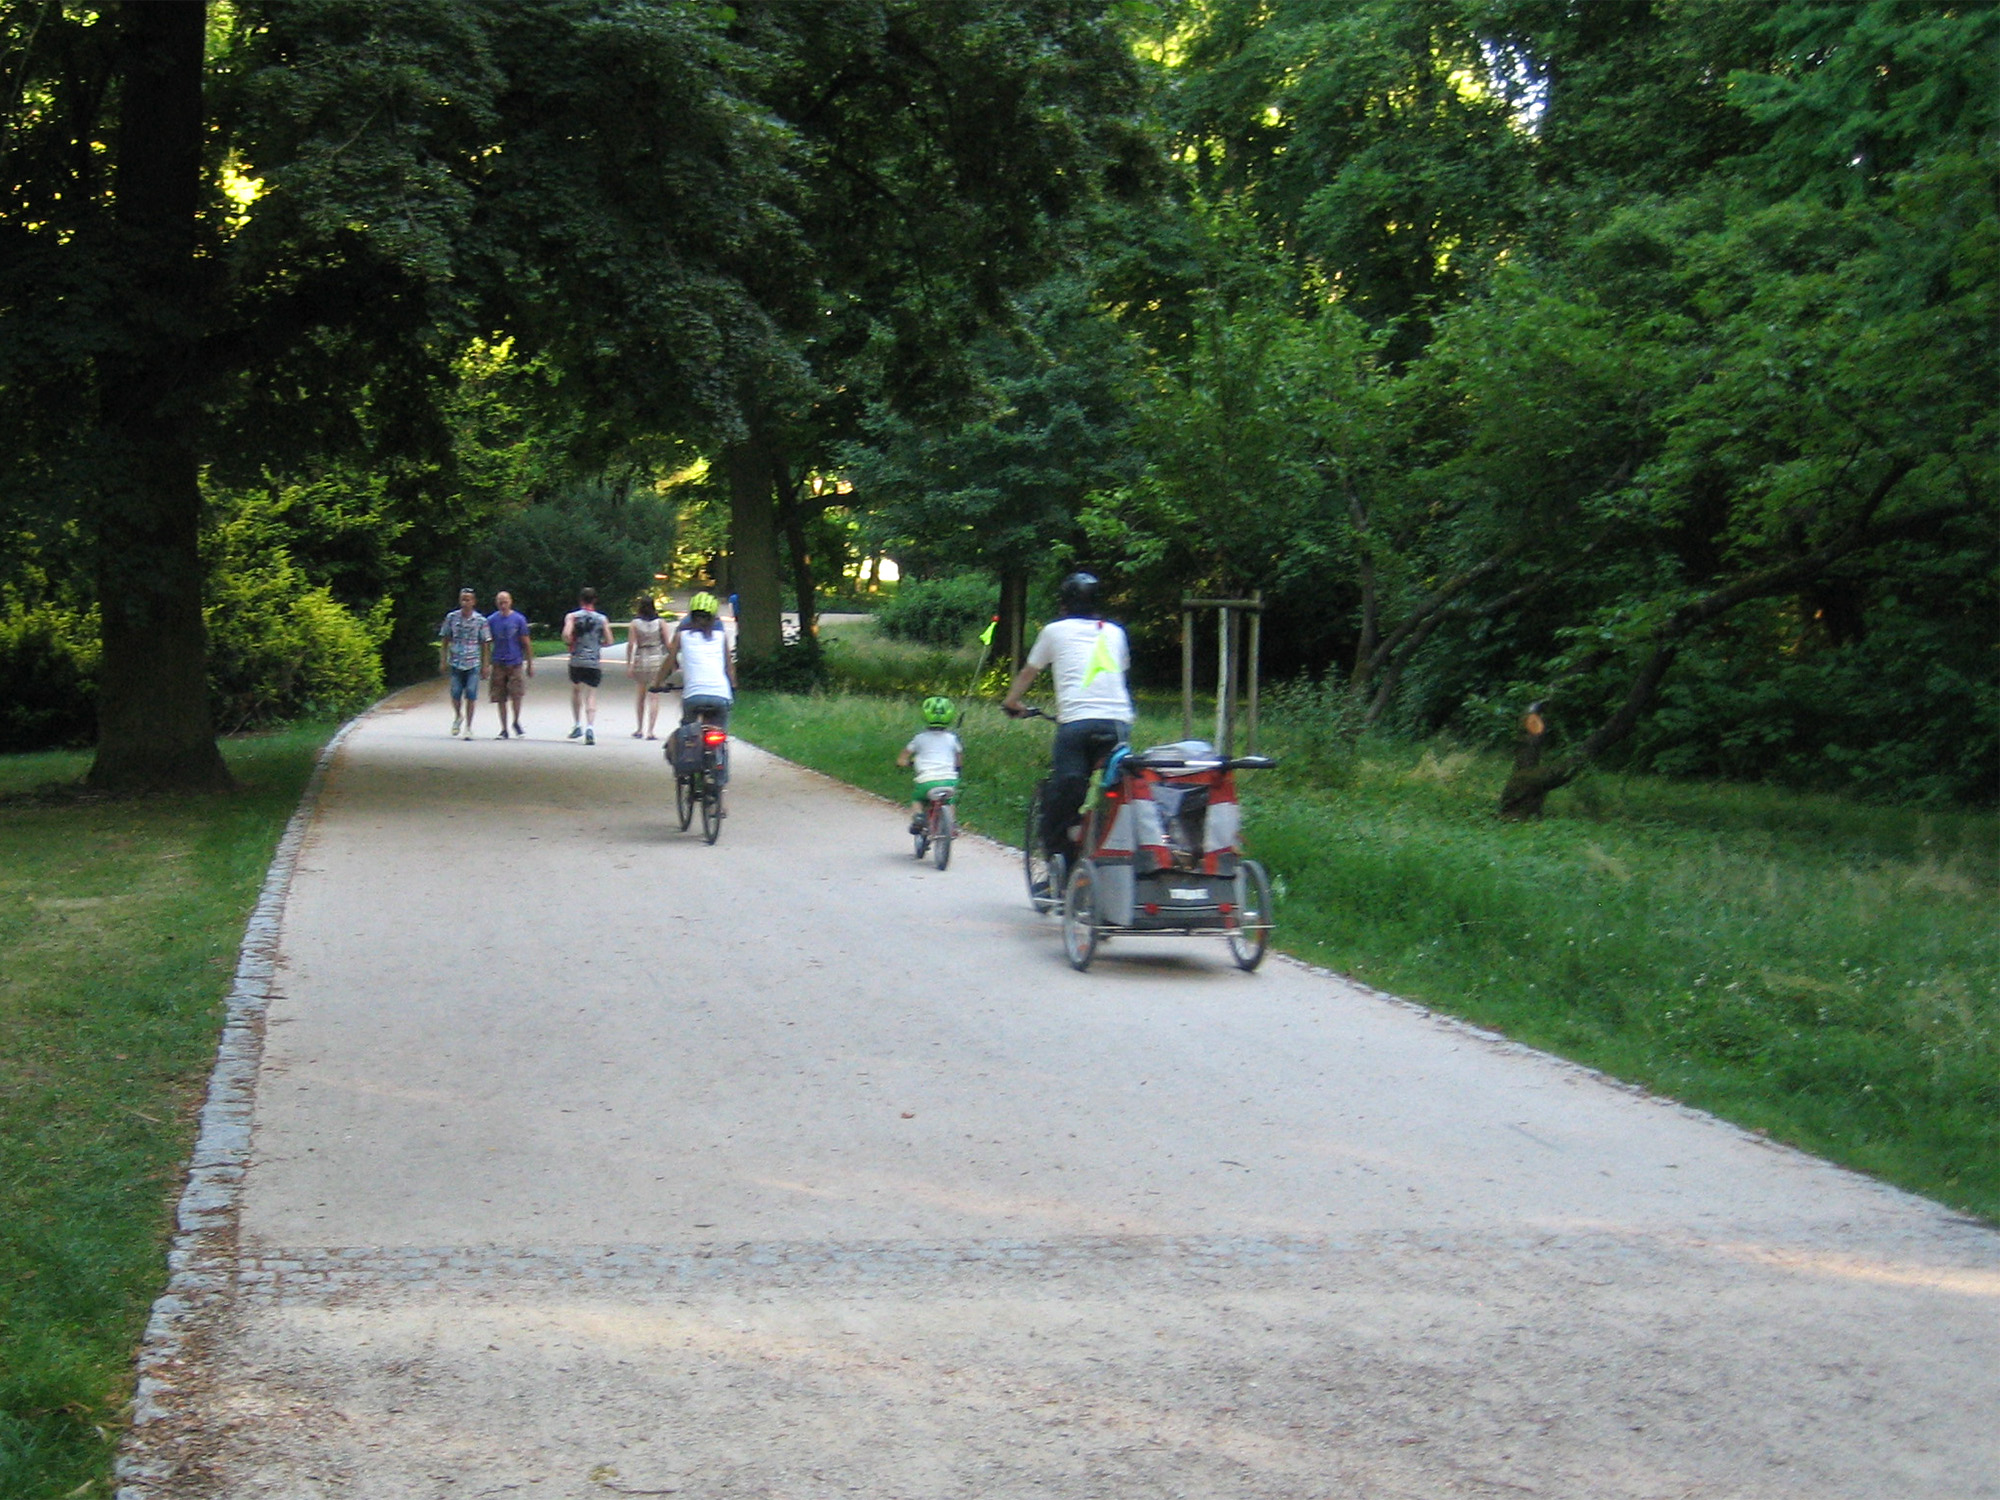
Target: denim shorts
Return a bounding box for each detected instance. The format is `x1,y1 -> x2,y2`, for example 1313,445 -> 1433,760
449,665 -> 480,700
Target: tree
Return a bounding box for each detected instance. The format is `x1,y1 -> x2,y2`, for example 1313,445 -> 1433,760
712,0 -> 1151,670
848,272 -> 1141,669
1,0 -> 801,788
94,2 -> 229,788
1174,0 -> 1535,363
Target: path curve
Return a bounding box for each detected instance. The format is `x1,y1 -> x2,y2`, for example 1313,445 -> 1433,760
126,672 -> 1997,1499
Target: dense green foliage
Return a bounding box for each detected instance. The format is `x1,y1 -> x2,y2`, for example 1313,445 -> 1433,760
859,0 -> 1997,805
0,0 -> 1147,767
872,574 -> 997,647
456,477 -> 681,630
732,689 -> 1999,1221
0,726 -> 335,1498
3,2 -> 1988,800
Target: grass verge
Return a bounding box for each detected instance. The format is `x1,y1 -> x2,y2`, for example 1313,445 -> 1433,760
0,722 -> 338,1499
731,690 -> 2000,1223
818,616 -> 983,696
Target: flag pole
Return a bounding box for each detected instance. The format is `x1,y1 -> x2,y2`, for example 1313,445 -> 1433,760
962,615 -> 999,727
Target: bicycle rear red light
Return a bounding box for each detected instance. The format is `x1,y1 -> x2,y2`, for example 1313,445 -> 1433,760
702,728 -> 726,746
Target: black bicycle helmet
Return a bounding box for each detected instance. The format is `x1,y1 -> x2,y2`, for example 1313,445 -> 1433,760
1058,571 -> 1101,616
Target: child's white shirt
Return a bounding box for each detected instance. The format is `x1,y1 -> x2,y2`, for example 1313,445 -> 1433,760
905,728 -> 962,782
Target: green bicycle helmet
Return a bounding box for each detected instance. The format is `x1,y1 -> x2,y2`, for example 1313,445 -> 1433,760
921,695 -> 955,726
688,591 -> 720,615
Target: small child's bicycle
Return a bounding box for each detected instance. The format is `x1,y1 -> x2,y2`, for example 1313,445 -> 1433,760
912,783 -> 957,869
900,693 -> 963,870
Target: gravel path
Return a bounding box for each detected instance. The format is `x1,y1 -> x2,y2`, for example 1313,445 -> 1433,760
122,676 -> 1998,1499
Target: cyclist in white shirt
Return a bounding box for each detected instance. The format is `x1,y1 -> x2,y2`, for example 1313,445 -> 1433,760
1002,572 -> 1133,867
658,592 -> 734,727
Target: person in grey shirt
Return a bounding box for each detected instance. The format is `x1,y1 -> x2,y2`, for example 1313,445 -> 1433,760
562,587 -> 612,745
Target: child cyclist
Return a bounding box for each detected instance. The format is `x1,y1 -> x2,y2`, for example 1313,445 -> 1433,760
898,696 -> 963,835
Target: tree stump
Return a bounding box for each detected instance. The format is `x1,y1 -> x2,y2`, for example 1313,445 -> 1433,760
1498,704 -> 1549,820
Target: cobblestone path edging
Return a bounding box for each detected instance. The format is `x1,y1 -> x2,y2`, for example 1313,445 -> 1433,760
214,1226 -> 1772,1306
114,716 -> 363,1500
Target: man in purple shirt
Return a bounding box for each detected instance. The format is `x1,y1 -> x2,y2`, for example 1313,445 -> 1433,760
485,590 -> 533,738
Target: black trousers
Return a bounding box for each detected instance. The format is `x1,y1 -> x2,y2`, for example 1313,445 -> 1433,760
1044,718 -> 1129,857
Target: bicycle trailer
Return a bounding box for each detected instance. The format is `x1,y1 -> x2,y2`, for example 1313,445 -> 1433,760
1078,740 -> 1258,931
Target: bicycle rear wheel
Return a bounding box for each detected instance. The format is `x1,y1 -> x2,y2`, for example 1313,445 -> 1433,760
1024,780 -> 1055,912
701,780 -> 723,844
1227,859 -> 1273,971
1061,859 -> 1099,971
932,804 -> 954,870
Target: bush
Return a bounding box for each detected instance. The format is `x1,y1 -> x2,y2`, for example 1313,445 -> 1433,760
459,487 -> 678,629
736,638 -> 828,692
873,573 -> 995,646
0,604 -> 98,753
205,502 -> 389,731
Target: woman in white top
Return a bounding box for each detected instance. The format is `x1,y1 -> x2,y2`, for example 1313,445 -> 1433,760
659,592 -> 735,728
628,596 -> 670,739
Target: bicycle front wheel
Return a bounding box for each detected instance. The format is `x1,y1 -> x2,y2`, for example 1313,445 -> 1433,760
701,781 -> 723,844
932,804 -> 954,870
1024,780 -> 1055,912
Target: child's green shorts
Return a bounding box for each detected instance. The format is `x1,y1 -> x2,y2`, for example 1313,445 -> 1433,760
914,777 -> 958,801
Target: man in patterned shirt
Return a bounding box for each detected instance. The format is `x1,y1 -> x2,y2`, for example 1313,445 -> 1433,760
436,587 -> 492,740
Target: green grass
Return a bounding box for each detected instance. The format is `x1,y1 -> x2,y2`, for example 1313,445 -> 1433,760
0,723 -> 338,1499
731,690 -> 2000,1223
817,616 -> 985,696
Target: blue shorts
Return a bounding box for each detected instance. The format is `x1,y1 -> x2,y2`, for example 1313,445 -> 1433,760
449,665 -> 480,701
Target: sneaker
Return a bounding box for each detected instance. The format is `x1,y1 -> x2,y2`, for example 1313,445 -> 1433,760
585,728 -> 595,745
568,725 -> 583,740
464,729 -> 474,740
497,729 -> 510,739
450,715 -> 461,735
1038,853 -> 1068,907
514,723 -> 525,737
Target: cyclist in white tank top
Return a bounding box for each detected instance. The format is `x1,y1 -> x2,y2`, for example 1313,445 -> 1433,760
659,593 -> 735,727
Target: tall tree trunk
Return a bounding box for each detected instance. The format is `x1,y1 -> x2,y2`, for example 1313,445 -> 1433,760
724,437 -> 782,668
89,0 -> 229,793
994,564 -> 1029,675
773,451 -> 818,654
1345,481 -> 1377,690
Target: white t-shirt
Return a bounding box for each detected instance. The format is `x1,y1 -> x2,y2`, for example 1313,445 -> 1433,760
905,728 -> 962,783
677,622 -> 732,700
1026,617 -> 1133,724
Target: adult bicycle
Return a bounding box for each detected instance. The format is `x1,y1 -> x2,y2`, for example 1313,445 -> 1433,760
1011,706 -> 1121,915
658,693 -> 728,844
